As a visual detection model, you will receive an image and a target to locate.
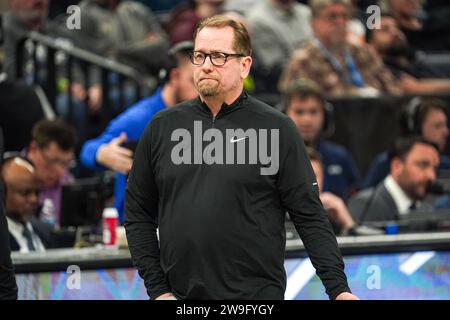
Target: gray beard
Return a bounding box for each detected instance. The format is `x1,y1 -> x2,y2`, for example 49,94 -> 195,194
198,84 -> 219,97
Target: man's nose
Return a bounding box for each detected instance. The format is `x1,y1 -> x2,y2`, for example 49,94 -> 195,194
29,192 -> 38,205
427,168 -> 437,182
202,56 -> 214,70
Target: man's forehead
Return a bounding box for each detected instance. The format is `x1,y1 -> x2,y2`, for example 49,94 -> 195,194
290,96 -> 322,109
195,27 -> 234,49
44,142 -> 74,156
408,144 -> 439,160
3,160 -> 35,183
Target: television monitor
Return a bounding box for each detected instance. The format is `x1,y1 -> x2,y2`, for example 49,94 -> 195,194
59,177 -> 106,227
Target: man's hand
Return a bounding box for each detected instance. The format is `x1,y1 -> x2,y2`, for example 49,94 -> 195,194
155,292 -> 176,300
335,292 -> 360,300
96,132 -> 133,174
320,192 -> 355,232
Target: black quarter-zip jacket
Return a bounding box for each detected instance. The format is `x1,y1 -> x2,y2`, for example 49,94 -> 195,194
125,91 -> 350,300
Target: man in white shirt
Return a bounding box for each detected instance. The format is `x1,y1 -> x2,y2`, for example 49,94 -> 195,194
1,156 -> 50,253
348,136 -> 439,223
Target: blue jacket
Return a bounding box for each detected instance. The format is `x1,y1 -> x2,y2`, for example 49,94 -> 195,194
363,151 -> 450,189
80,87 -> 166,222
316,140 -> 360,200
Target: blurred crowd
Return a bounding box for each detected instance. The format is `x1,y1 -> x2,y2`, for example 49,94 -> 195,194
1,0 -> 450,253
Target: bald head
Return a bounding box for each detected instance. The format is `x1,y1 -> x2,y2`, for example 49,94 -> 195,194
1,157 -> 39,221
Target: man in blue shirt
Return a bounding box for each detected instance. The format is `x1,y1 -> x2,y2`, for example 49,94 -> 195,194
283,78 -> 360,200
80,41 -> 197,222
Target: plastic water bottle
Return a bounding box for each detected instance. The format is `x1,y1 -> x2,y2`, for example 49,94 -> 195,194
103,207 -> 118,247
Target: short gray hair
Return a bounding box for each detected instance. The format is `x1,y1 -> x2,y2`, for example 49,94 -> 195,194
309,0 -> 352,17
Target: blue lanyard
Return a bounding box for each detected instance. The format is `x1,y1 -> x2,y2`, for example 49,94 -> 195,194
315,40 -> 365,88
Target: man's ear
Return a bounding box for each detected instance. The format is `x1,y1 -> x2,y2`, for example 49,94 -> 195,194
390,157 -> 404,178
169,68 -> 180,85
241,56 -> 252,80
28,141 -> 39,154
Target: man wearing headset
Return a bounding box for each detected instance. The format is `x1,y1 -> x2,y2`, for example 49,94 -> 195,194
363,97 -> 450,189
283,78 -> 360,200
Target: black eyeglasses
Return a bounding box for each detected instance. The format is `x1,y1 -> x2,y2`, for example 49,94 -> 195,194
189,51 -> 245,66
319,12 -> 350,23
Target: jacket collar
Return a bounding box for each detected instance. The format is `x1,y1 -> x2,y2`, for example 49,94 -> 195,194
197,90 -> 248,117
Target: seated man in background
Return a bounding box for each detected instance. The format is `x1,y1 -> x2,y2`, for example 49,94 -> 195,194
1,156 -> 52,252
80,41 -> 198,223
364,97 -> 450,188
367,14 -> 450,94
349,136 -> 439,223
278,0 -> 401,97
307,147 -> 355,235
283,78 -> 360,200
25,119 -> 77,226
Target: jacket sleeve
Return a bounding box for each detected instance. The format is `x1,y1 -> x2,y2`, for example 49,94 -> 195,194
277,118 -> 350,299
124,120 -> 170,299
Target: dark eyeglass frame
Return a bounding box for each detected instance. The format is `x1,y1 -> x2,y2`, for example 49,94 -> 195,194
189,51 -> 245,66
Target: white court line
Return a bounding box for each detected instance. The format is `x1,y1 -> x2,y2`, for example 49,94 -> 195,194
399,251 -> 435,276
285,258 -> 316,300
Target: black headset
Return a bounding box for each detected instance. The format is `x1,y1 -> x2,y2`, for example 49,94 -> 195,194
400,96 -> 450,136
400,96 -> 424,135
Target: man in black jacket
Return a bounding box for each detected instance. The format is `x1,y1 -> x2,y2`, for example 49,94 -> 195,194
125,15 -> 358,300
0,128 -> 18,300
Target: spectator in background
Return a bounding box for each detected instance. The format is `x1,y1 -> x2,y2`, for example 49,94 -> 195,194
279,0 -> 402,97
0,61 -> 50,152
0,128 -> 18,299
283,79 -> 360,200
367,14 -> 450,95
376,0 -> 450,53
246,0 -> 313,90
80,41 -> 197,223
364,97 -> 450,188
71,0 -> 170,77
1,156 -> 52,252
349,136 -> 439,223
25,119 -> 76,226
1,0 -> 50,80
1,0 -> 102,124
166,0 -> 224,45
307,147 -> 356,235
379,0 -> 424,32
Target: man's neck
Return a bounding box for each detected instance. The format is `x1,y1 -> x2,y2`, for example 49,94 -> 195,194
200,89 -> 243,117
6,210 -> 28,225
317,38 -> 346,59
